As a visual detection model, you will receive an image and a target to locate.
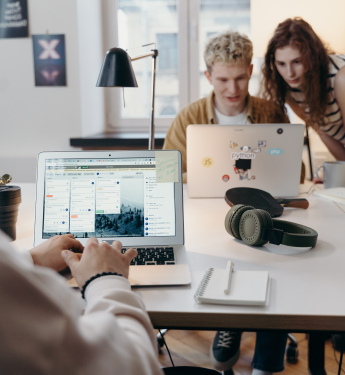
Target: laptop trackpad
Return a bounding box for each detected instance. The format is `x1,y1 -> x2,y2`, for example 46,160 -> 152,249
129,264 -> 191,286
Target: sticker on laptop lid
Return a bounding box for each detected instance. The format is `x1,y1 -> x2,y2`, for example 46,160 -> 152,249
241,145 -> 251,152
267,148 -> 284,156
252,148 -> 261,153
202,157 -> 214,168
231,151 -> 255,160
232,144 -> 255,160
222,175 -> 230,182
155,151 -> 179,183
230,141 -> 238,148
258,140 -> 266,147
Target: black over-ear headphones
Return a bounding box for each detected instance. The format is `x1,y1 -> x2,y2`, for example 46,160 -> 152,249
225,204 -> 318,248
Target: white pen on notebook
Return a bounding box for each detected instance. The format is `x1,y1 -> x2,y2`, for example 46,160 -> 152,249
223,261 -> 234,295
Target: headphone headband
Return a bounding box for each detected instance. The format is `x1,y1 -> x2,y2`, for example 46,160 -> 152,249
261,219 -> 318,248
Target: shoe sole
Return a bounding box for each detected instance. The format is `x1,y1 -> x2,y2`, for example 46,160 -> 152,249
209,346 -> 240,372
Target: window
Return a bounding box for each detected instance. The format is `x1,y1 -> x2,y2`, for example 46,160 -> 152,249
103,0 -> 253,133
157,33 -> 178,72
197,0 -> 251,99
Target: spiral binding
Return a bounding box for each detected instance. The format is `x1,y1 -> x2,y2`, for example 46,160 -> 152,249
194,268 -> 215,302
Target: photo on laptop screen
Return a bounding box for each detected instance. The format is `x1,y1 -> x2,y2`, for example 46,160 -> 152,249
42,157 -> 176,239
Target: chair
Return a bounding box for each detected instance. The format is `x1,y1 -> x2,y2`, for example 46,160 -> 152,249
286,334 -> 299,363
163,367 -> 220,374
159,330 -> 222,374
158,329 -> 169,351
304,127 -> 313,181
288,332 -> 332,375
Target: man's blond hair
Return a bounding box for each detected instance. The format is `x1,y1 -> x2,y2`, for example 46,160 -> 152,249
204,30 -> 253,72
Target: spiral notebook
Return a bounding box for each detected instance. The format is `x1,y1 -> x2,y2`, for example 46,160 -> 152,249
194,262 -> 270,306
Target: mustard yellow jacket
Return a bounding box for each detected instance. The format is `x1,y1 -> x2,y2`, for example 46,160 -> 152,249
163,91 -> 290,183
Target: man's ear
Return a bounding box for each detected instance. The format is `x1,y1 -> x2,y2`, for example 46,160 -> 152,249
248,64 -> 254,78
204,70 -> 213,85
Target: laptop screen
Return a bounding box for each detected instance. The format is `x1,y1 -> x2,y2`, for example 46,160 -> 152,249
42,157 -> 176,239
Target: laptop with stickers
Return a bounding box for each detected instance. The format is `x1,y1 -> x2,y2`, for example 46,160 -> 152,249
187,124 -> 305,198
34,150 -> 191,287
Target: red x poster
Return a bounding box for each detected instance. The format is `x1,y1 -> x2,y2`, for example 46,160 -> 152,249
32,34 -> 67,86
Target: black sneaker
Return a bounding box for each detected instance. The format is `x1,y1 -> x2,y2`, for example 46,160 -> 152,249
332,334 -> 345,352
210,330 -> 242,371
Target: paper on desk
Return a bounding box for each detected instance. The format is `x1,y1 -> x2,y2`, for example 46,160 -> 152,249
314,187 -> 345,205
155,151 -> 179,183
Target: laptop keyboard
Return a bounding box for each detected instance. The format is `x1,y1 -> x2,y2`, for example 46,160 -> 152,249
121,247 -> 176,266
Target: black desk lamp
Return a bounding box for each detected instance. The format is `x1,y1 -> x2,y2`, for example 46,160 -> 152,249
96,46 -> 158,150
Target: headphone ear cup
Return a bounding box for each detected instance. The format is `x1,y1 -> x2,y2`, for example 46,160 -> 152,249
253,209 -> 273,246
239,209 -> 273,246
225,204 -> 254,239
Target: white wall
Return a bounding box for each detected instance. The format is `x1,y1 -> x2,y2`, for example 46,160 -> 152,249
0,0 -> 83,182
76,0 -> 106,137
251,0 -> 345,58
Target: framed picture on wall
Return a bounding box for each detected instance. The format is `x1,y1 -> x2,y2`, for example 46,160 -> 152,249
32,34 -> 67,87
0,0 -> 29,38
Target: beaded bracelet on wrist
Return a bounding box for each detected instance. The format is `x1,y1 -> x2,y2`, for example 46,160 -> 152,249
81,272 -> 123,299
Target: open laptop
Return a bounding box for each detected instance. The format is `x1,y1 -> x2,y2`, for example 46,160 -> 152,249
187,124 -> 305,198
34,150 -> 191,287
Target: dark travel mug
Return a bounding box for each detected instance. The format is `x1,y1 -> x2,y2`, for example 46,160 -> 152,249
0,186 -> 21,241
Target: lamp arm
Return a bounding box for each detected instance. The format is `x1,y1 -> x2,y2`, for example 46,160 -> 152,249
130,50 -> 158,62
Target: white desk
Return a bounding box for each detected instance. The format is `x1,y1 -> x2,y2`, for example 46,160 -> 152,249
12,183 -> 345,332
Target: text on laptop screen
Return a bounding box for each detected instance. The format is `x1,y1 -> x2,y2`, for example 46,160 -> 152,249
42,158 -> 176,239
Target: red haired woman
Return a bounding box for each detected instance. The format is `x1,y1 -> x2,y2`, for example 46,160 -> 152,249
262,18 -> 345,160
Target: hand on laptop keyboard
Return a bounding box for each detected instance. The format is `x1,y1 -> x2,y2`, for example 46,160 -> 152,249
62,238 -> 138,288
29,234 -> 84,272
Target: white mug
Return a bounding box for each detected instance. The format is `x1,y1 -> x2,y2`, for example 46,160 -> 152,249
315,161 -> 345,189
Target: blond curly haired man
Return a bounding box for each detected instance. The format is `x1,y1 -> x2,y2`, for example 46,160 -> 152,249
163,30 -> 288,183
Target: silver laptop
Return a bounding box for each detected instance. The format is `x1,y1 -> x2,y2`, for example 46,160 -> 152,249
187,124 -> 305,198
34,150 -> 191,287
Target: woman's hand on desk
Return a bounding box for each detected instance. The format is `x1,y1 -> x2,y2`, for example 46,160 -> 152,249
61,238 -> 137,288
29,234 -> 84,271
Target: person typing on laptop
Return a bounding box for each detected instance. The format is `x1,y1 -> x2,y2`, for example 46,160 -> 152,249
164,30 -> 289,374
0,232 -> 163,375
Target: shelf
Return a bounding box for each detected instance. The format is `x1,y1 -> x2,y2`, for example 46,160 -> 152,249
70,132 -> 166,150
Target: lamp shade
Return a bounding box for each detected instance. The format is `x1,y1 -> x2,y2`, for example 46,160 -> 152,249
96,47 -> 138,87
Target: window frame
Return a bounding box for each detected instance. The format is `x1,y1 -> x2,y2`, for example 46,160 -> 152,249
103,0 -> 190,134
102,0 -> 251,134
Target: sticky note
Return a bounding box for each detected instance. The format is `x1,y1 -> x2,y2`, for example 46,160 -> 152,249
155,151 -> 179,183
